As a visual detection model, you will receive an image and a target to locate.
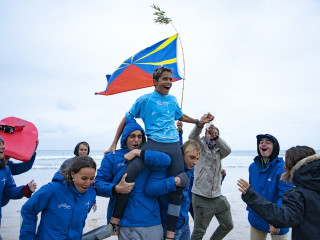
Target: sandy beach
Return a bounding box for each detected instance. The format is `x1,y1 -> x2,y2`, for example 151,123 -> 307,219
1,166 -> 291,240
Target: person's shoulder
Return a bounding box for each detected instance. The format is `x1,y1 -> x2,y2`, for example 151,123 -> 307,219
137,92 -> 153,101
103,149 -> 125,163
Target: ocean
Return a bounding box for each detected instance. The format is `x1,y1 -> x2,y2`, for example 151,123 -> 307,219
15,149 -> 287,169
10,149 -> 287,190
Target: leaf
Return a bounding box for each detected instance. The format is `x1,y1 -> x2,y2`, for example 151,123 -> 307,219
151,3 -> 171,25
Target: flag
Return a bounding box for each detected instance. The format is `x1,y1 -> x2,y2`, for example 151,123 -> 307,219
95,34 -> 182,96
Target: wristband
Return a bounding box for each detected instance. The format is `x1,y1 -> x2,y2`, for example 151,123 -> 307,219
21,185 -> 33,198
196,119 -> 203,128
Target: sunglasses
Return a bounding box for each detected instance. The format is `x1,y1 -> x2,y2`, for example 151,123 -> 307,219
0,125 -> 24,133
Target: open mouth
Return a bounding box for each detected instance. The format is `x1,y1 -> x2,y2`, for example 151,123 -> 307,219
261,148 -> 268,152
132,144 -> 139,149
81,186 -> 88,192
164,85 -> 171,90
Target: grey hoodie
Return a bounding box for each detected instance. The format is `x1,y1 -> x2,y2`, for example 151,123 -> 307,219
189,125 -> 231,198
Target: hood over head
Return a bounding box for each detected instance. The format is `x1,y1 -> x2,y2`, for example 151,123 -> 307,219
290,154 -> 320,192
256,134 -> 280,162
74,141 -> 90,156
120,117 -> 146,149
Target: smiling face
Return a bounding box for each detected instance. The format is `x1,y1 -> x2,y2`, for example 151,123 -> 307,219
71,167 -> 96,193
78,144 -> 89,156
205,125 -> 219,143
153,71 -> 173,95
259,138 -> 274,162
0,141 -> 4,159
184,149 -> 200,169
126,130 -> 143,151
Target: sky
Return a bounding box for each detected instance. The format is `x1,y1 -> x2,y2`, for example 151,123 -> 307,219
1,0 -> 319,151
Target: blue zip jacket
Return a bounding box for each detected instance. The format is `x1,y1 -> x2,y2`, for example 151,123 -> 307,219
145,164 -> 194,230
248,156 -> 293,234
95,117 -> 171,227
0,165 -> 23,225
2,153 -> 36,207
20,171 -> 96,240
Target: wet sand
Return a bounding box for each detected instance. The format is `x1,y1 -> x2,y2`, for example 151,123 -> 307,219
1,167 -> 291,239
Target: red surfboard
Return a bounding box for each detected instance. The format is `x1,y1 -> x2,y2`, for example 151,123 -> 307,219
0,117 -> 38,162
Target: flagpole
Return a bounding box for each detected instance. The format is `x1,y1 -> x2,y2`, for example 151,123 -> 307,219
151,4 -> 185,110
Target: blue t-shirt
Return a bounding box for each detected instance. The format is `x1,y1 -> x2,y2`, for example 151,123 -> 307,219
126,91 -> 183,143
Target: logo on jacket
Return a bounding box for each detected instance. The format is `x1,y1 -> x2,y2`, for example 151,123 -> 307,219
1,178 -> 6,185
85,201 -> 91,210
267,178 -> 272,182
58,203 -> 71,209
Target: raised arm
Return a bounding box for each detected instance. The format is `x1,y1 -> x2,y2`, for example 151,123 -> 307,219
215,137 -> 232,159
105,116 -> 126,154
179,113 -> 214,125
238,179 -> 304,228
188,113 -> 212,144
9,139 -> 38,175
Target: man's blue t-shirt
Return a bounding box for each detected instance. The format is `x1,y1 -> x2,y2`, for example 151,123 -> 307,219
126,91 -> 183,143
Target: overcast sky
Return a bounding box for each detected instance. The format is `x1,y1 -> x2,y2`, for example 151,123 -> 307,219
1,0 -> 319,151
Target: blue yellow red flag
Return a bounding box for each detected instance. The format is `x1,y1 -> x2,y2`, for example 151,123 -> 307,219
95,34 -> 182,96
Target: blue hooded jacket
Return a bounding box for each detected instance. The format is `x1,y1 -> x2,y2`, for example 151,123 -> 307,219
247,134 -> 293,234
145,163 -> 194,230
1,153 -> 36,207
0,165 -> 23,226
20,170 -> 96,240
95,117 -> 171,227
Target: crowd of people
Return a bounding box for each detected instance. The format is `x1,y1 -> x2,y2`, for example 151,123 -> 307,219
0,66 -> 319,240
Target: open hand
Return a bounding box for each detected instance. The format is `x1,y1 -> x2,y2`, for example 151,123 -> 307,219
28,180 -> 37,192
104,143 -> 117,155
269,225 -> 280,236
237,178 -> 250,195
124,149 -> 141,161
115,173 -> 135,194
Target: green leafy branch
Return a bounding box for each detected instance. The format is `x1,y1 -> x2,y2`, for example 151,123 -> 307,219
151,4 -> 172,25
151,4 -> 186,109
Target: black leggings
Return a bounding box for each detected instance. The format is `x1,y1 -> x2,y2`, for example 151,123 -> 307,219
112,140 -> 184,232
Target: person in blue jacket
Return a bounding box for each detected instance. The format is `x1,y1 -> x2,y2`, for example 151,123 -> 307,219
145,138 -> 202,240
1,139 -> 39,207
0,136 -> 36,240
83,117 -> 178,240
247,134 -> 293,240
238,145 -> 320,240
20,155 -> 96,240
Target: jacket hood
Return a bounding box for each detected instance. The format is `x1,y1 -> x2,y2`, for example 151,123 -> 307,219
52,170 -> 69,186
120,117 -> 146,149
256,134 -> 280,162
74,141 -> 90,156
291,154 -> 320,192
